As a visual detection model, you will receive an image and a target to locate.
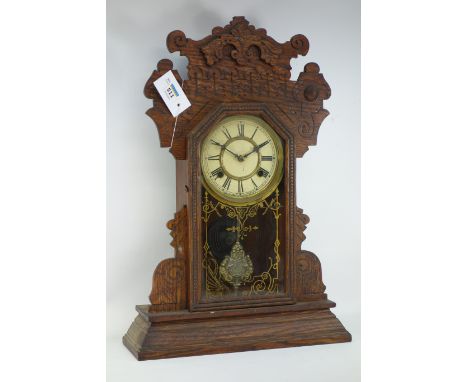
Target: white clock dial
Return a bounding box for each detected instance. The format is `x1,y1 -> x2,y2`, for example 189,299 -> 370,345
201,115 -> 283,205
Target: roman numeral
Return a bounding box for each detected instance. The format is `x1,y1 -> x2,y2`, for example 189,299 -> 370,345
251,178 -> 258,189
238,122 -> 245,136
251,127 -> 258,139
238,180 -> 244,193
261,155 -> 273,161
222,177 -> 232,189
210,139 -> 222,147
208,154 -> 220,160
222,127 -> 232,140
211,167 -> 223,177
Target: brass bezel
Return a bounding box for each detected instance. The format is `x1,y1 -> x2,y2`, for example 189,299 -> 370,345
201,115 -> 284,206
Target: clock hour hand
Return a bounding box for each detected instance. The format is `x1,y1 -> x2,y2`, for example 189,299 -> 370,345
225,147 -> 242,160
243,140 -> 270,158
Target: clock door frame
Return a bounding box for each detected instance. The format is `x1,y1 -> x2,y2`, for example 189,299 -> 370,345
188,103 -> 297,311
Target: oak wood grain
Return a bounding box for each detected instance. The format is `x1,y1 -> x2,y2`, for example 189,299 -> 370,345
123,16 -> 351,361
123,303 -> 351,361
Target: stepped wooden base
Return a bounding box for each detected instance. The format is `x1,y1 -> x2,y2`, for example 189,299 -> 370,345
123,301 -> 351,360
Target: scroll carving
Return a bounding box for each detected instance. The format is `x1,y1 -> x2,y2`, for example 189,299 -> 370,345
144,16 -> 331,159
295,207 -> 310,252
167,206 -> 188,260
143,59 -> 184,149
167,17 -> 308,80
295,208 -> 326,300
295,251 -> 326,300
149,207 -> 188,309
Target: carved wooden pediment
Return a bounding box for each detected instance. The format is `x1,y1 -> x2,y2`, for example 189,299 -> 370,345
144,16 -> 331,159
167,16 -> 309,80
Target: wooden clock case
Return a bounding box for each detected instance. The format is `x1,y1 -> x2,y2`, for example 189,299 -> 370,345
123,16 -> 351,361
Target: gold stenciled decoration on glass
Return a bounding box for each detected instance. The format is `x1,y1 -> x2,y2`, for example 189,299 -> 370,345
201,192 -> 225,296
201,189 -> 282,298
249,189 -> 281,295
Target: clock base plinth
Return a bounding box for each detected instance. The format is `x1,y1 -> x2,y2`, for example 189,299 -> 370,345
123,301 -> 351,361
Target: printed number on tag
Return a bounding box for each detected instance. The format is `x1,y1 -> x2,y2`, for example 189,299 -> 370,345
154,71 -> 191,117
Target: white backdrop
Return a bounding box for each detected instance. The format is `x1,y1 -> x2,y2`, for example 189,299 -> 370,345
107,0 -> 360,381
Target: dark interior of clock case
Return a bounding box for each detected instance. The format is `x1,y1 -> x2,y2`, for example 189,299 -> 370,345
200,179 -> 286,300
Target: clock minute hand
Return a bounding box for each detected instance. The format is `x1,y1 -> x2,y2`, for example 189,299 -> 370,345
211,140 -> 241,160
243,140 -> 270,158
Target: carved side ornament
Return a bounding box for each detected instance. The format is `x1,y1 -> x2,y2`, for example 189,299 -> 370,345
149,207 -> 188,309
295,208 -> 326,300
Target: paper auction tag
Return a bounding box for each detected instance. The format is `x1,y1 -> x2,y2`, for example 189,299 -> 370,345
154,71 -> 191,117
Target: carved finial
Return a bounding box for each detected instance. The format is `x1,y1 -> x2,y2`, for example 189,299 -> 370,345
167,30 -> 188,52
157,59 -> 173,71
290,34 -> 310,55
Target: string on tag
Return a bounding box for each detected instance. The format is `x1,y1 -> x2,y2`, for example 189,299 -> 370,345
170,79 -> 184,149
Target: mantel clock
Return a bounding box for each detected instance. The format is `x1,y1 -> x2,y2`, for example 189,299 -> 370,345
123,16 -> 351,360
